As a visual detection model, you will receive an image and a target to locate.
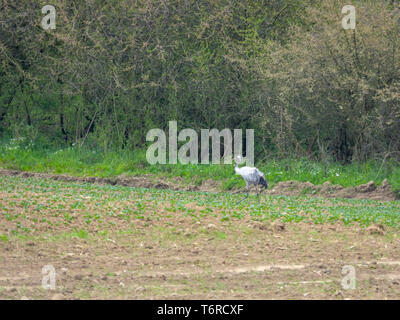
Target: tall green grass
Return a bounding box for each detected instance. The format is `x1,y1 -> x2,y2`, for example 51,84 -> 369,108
0,137 -> 399,195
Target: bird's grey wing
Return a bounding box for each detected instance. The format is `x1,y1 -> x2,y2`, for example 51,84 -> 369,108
248,170 -> 261,183
255,168 -> 265,177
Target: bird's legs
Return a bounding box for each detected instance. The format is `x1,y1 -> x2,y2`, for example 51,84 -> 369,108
237,184 -> 250,204
236,191 -> 249,204
236,185 -> 263,205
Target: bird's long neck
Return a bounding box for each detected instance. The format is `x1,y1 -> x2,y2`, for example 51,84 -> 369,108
234,163 -> 241,175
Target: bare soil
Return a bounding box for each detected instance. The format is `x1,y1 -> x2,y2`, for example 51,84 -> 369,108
269,179 -> 396,201
1,217 -> 400,299
0,170 -> 399,300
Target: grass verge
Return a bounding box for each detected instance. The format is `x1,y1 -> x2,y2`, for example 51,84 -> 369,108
0,138 -> 399,193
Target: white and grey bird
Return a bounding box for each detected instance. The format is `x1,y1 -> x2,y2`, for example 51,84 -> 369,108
234,156 -> 268,204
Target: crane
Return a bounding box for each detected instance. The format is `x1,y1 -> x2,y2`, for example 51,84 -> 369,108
234,156 -> 268,204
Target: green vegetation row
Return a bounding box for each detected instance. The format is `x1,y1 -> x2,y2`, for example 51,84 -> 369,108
1,174 -> 400,246
1,139 -> 399,195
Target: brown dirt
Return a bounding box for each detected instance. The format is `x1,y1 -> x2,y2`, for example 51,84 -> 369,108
0,175 -> 400,299
0,168 -> 397,201
1,218 -> 400,300
265,179 -> 396,201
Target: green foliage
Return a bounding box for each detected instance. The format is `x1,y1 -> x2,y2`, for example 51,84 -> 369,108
0,0 -> 399,163
1,175 -> 400,239
0,235 -> 8,243
260,0 -> 400,161
0,143 -> 399,192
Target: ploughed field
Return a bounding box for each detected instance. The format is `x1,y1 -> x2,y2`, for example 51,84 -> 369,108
0,175 -> 400,299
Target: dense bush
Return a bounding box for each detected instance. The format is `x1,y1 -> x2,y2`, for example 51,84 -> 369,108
0,0 -> 399,162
